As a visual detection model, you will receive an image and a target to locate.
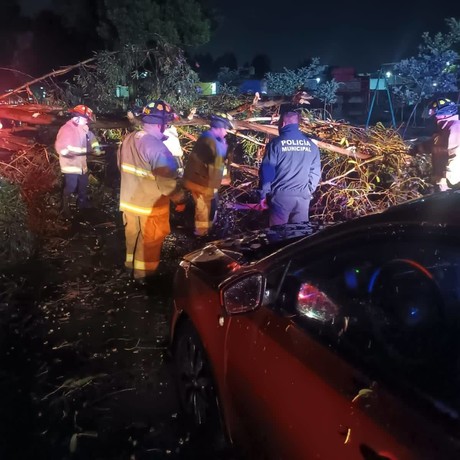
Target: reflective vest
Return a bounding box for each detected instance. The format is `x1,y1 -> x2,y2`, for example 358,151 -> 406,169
118,130 -> 178,216
432,117 -> 460,183
55,120 -> 100,174
183,130 -> 228,193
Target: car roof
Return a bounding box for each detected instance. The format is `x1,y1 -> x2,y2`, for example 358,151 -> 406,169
371,190 -> 460,225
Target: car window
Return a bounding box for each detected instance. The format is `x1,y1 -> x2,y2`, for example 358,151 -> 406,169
277,229 -> 460,416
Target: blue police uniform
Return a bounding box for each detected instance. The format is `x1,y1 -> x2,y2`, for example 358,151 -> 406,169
259,123 -> 321,225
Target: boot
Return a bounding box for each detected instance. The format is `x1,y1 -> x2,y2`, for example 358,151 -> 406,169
62,195 -> 71,218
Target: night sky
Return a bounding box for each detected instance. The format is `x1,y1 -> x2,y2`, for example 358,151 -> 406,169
18,0 -> 460,73
18,0 -> 53,16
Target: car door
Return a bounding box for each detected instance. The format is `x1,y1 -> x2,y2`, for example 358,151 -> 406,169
223,281 -> 362,460
223,227 -> 460,459
338,230 -> 460,460
223,252 -> 376,460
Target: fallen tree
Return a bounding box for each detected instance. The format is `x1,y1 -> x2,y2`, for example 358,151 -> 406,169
0,62 -> 431,265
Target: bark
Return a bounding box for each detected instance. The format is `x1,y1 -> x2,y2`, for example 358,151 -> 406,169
0,107 -> 55,125
235,120 -> 370,159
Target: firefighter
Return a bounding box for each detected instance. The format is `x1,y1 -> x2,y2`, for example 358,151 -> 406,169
118,100 -> 180,282
183,113 -> 233,236
428,98 -> 460,191
54,105 -> 102,215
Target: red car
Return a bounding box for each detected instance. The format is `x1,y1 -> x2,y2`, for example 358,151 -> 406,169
171,191 -> 460,460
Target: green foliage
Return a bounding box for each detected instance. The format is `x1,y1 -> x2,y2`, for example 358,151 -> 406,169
421,18 -> 460,53
314,79 -> 342,117
193,87 -> 246,116
99,0 -> 211,48
265,58 -> 326,96
61,41 -> 200,114
392,18 -> 460,107
392,50 -> 459,106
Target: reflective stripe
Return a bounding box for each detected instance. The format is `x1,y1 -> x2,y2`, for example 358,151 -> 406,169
67,145 -> 87,154
121,163 -> 154,180
60,148 -> 69,155
126,253 -> 134,262
62,166 -> 85,174
120,202 -> 154,215
120,202 -> 169,216
134,259 -> 160,270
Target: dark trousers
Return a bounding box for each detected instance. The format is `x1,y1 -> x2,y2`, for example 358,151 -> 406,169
63,173 -> 89,208
269,194 -> 310,226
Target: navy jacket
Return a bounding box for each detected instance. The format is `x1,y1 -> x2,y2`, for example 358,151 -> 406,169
183,130 -> 228,191
259,123 -> 321,199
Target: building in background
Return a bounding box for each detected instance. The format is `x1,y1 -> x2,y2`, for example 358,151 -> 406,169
331,67 -> 370,122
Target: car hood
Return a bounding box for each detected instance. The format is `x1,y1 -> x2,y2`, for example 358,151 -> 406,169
183,222 -> 322,279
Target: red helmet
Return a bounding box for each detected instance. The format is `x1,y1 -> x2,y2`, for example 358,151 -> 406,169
69,105 -> 96,122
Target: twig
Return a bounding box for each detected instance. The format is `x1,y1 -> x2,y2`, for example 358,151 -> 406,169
0,161 -> 23,174
0,57 -> 97,101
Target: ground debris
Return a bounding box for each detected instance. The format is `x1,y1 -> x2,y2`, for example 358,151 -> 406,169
0,192 -> 222,459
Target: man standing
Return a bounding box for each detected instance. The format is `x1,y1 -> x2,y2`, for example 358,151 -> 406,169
428,98 -> 460,191
118,100 -> 179,281
259,111 -> 321,225
55,105 -> 101,215
183,113 -> 233,236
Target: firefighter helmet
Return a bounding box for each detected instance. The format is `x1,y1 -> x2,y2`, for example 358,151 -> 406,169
142,100 -> 177,124
428,98 -> 458,118
69,105 -> 96,122
210,113 -> 233,129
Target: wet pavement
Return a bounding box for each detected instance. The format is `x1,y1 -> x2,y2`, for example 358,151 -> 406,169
0,197 -> 238,459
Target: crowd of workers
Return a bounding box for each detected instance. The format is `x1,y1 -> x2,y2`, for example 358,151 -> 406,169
54,96 -> 460,283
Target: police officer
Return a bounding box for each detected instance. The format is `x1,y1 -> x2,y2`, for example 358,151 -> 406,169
428,98 -> 460,191
259,111 -> 321,225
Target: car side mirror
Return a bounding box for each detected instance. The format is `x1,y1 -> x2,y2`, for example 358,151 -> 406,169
221,273 -> 264,315
297,282 -> 339,323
